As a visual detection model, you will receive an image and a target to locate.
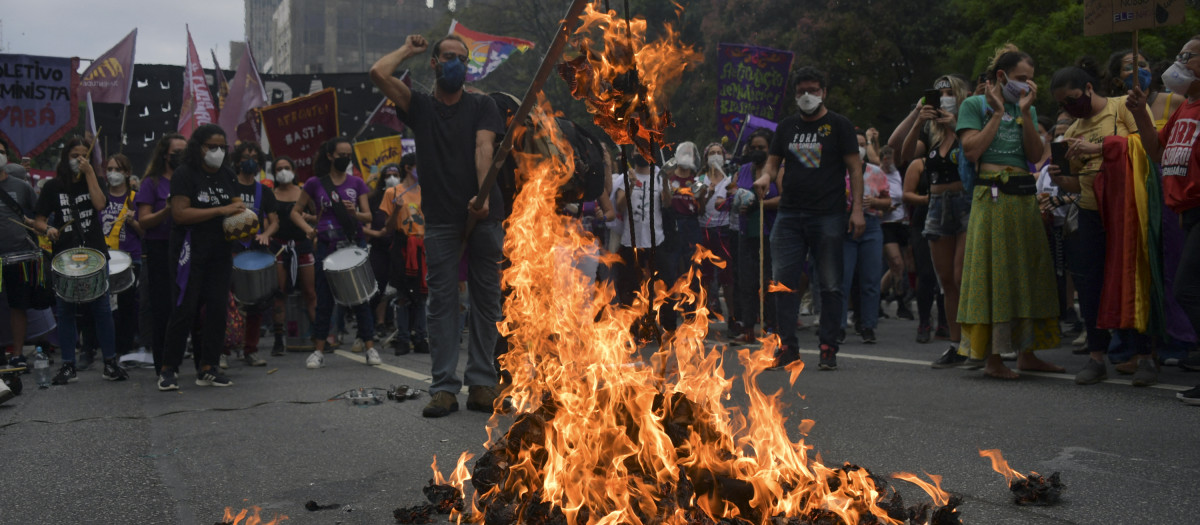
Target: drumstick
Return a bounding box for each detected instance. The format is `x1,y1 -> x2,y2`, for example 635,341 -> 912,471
7,218 -> 37,233
60,218 -> 77,230
276,245 -> 286,258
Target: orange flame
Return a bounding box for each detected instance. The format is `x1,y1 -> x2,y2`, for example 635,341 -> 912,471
893,472 -> 951,506
766,281 -> 793,293
560,2 -> 702,163
979,449 -> 1028,485
220,506 -> 287,525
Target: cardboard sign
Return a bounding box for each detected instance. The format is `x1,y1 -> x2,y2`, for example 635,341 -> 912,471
1084,0 -> 1185,36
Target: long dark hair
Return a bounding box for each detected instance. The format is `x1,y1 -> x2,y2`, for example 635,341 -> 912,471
313,136 -> 352,178
271,155 -> 295,173
1102,49 -> 1149,96
144,133 -> 186,179
183,124 -> 228,171
55,135 -> 90,182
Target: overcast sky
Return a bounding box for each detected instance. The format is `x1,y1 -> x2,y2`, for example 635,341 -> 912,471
1,0 -> 246,68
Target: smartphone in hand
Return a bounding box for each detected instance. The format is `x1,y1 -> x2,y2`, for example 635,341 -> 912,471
1050,142 -> 1074,176
923,89 -> 942,109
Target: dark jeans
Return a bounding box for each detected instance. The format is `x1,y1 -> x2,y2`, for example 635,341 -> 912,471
1174,208 -> 1200,339
911,210 -> 941,326
1067,209 -> 1149,355
56,292 -> 116,365
616,245 -> 677,330
144,240 -> 172,371
114,262 -> 140,354
312,241 -> 375,343
771,211 -> 847,349
165,242 -> 232,371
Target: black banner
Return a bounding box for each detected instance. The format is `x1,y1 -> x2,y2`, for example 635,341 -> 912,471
96,64 -> 399,176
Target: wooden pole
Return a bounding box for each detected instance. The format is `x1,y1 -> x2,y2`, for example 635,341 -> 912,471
758,197 -> 765,338
1132,30 -> 1140,77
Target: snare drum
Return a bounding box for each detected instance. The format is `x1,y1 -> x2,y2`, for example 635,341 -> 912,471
322,247 -> 376,306
51,248 -> 108,303
1,249 -> 42,266
231,250 -> 278,305
107,250 -> 135,294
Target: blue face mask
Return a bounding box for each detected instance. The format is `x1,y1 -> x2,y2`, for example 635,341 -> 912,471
1124,67 -> 1152,91
437,58 -> 467,93
240,158 -> 259,175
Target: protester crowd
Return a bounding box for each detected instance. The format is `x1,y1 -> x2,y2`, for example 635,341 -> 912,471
4,34 -> 1200,413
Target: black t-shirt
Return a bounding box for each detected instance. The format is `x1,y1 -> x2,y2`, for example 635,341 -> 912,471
397,91 -> 506,226
170,164 -> 237,250
273,199 -> 306,242
34,177 -> 108,257
770,109 -> 859,215
233,179 -> 277,224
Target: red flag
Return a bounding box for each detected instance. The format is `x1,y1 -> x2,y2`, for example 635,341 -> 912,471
178,27 -> 218,138
356,71 -> 408,138
219,45 -> 268,145
210,49 -> 230,111
80,29 -> 137,105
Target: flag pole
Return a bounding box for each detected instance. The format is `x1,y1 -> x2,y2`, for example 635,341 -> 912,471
117,105 -> 128,153
463,0 -> 590,230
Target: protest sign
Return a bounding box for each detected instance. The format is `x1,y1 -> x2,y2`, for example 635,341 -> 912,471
0,54 -> 80,158
258,87 -> 338,183
716,44 -> 793,143
80,29 -> 136,105
1084,0 -> 1185,36
354,135 -> 405,178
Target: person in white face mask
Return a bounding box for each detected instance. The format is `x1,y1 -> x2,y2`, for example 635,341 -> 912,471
954,44 -> 1063,379
377,155 -> 430,357
100,153 -> 144,359
268,155 -> 317,357
750,66 -> 866,372
32,136 -> 129,385
157,124 -> 245,390
1127,36 -> 1200,406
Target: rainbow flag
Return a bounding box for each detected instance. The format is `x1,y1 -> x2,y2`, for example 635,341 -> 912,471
448,20 -> 535,82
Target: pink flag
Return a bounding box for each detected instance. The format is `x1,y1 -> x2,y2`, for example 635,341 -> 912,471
218,45 -> 268,144
178,27 -> 218,138
356,71 -> 409,137
80,29 -> 137,105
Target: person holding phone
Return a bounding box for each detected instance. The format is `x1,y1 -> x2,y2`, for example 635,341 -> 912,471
954,44 -> 1062,379
901,75 -> 974,368
1048,61 -> 1156,387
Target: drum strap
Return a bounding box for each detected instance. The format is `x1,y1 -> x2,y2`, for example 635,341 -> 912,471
319,176 -> 358,243
105,191 -> 136,250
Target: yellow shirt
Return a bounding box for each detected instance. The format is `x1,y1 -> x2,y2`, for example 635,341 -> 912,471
1065,96 -> 1139,210
380,183 -> 424,237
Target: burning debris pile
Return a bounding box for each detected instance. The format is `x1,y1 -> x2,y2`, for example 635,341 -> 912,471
979,450 -> 1065,506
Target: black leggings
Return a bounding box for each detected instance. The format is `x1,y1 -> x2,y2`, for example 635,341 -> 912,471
1174,209 -> 1200,338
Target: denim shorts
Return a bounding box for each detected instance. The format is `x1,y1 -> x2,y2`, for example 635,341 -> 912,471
924,190 -> 972,240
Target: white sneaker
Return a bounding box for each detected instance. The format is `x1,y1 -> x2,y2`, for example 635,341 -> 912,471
218,354 -> 229,369
0,379 -> 13,405
306,351 -> 324,369
365,347 -> 381,366
1072,331 -> 1087,347
351,338 -> 365,353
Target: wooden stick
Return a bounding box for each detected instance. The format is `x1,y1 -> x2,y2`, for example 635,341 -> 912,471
275,245 -> 287,258
1132,30 -> 1140,78
7,218 -> 36,233
463,0 -> 590,232
758,199 -> 765,338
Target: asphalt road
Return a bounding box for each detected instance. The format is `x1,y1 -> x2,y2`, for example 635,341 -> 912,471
2,308 -> 1198,525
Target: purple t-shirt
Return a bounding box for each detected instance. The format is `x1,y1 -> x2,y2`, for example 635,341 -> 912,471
302,175 -> 370,244
102,191 -> 142,258
737,163 -> 778,238
134,176 -> 172,241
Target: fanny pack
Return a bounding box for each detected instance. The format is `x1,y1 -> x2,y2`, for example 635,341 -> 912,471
987,175 -> 1037,196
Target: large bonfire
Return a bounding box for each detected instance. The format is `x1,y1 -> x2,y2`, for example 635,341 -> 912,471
401,3 -> 962,525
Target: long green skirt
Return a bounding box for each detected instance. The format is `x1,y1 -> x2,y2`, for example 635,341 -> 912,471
958,170 -> 1060,359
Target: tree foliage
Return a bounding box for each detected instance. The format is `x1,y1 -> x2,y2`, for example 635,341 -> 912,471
438,0 -> 1200,148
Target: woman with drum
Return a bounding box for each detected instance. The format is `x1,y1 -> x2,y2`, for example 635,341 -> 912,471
268,156 -> 316,356
33,136 -> 128,385
136,133 -> 186,375
101,153 -> 143,358
291,137 -> 379,369
228,142 -> 278,367
158,124 -> 245,390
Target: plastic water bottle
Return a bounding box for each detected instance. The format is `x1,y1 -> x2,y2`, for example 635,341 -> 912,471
33,347 -> 51,389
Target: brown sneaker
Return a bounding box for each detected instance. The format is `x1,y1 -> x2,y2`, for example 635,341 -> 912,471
421,391 -> 459,418
466,385 -> 509,413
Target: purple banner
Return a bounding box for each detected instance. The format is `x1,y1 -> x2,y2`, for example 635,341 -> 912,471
0,54 -> 80,158
80,29 -> 137,105
716,44 -> 793,142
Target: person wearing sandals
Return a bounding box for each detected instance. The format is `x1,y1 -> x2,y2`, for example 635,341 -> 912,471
955,45 -> 1063,379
